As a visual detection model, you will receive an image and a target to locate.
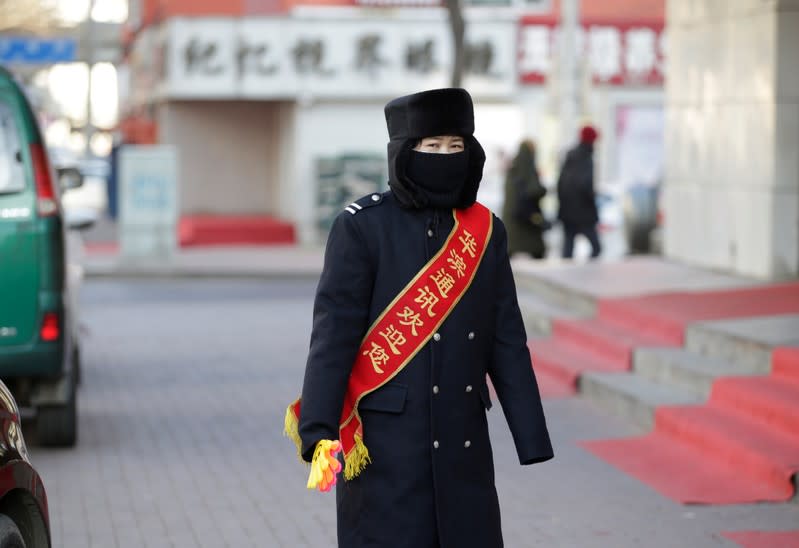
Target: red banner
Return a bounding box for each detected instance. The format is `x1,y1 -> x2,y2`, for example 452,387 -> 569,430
287,203 -> 493,479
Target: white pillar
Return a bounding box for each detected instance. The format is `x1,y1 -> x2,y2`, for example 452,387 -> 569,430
663,0 -> 799,279
557,0 -> 580,152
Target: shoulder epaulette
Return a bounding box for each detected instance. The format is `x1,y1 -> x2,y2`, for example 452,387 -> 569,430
344,192 -> 384,215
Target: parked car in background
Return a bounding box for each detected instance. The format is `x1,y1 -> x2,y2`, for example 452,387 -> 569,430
0,379 -> 51,547
0,65 -> 92,447
53,147 -> 109,215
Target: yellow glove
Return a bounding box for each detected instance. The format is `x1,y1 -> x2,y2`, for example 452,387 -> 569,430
307,439 -> 342,492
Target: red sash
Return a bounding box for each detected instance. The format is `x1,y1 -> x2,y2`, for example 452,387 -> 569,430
286,203 -> 493,479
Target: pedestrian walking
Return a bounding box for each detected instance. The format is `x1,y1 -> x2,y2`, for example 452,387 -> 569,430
556,125 -> 602,259
502,139 -> 549,259
285,88 -> 553,548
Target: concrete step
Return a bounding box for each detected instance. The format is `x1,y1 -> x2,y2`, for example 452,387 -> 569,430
529,338 -> 627,393
580,371 -> 703,431
685,315 -> 799,371
552,318 -> 678,369
633,347 -> 769,398
512,265 -> 597,317
516,290 -> 588,337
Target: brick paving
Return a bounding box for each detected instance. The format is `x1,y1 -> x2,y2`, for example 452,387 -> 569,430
28,279 -> 798,548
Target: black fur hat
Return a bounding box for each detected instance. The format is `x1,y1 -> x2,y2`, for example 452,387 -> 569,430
384,88 -> 485,209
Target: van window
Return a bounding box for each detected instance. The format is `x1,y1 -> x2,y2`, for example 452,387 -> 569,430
0,102 -> 25,194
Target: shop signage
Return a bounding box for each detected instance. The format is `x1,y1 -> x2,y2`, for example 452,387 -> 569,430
0,37 -> 76,65
166,17 -> 515,98
519,18 -> 665,85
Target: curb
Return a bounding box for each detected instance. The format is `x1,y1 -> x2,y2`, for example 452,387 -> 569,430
83,266 -> 323,280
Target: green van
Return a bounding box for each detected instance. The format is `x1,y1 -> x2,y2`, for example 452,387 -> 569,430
0,66 -> 83,447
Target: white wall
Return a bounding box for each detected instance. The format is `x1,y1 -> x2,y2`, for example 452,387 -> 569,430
287,98 -> 527,243
588,87 -> 664,188
663,0 -> 799,279
159,100 -> 288,216
289,100 -> 388,244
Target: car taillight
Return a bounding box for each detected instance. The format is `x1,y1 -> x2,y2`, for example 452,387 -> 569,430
30,143 -> 59,217
40,313 -> 60,341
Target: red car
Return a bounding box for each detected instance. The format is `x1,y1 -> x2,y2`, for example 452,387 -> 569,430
0,379 -> 49,547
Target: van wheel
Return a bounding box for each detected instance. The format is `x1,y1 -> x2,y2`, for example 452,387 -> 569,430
0,514 -> 25,548
36,378 -> 77,447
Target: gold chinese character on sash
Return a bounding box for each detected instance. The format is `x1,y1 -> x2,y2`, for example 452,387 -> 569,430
379,324 -> 407,355
430,268 -> 455,298
396,306 -> 424,336
414,286 -> 440,317
459,229 -> 477,259
447,250 -> 467,278
363,342 -> 390,374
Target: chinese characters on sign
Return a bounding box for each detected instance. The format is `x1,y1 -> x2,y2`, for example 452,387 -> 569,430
518,19 -> 665,85
167,19 -> 514,98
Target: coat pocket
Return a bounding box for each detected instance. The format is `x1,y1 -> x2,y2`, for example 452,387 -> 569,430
358,383 -> 408,414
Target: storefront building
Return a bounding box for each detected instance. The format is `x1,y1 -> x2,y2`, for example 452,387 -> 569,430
121,0 -> 665,245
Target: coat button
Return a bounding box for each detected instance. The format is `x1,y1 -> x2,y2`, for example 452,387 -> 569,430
465,385 -> 473,392
433,333 -> 441,342
371,194 -> 380,202
464,440 -> 471,448
433,440 -> 440,449
433,385 -> 439,394
427,229 -> 434,237
467,331 -> 475,340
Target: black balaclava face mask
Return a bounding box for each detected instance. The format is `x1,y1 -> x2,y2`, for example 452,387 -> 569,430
405,149 -> 470,209
384,88 -> 485,210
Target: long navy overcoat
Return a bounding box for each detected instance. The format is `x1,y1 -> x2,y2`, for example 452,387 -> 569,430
298,191 -> 553,548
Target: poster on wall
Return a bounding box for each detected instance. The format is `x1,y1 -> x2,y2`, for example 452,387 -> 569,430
316,154 -> 386,236
119,145 -> 179,260
615,105 -> 663,188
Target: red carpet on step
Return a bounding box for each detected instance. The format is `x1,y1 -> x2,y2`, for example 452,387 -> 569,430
529,315 -> 680,397
179,215 -> 296,246
597,282 -> 799,343
580,346 -> 799,504
528,282 -> 799,397
722,530 -> 799,548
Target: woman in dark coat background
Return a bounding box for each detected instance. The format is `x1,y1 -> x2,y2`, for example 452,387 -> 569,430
296,88 -> 553,548
502,139 -> 548,259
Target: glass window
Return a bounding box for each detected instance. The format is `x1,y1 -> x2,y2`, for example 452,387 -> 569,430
0,102 -> 25,194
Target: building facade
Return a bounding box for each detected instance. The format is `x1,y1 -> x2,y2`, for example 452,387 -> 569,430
122,0 -> 665,245
663,0 -> 799,279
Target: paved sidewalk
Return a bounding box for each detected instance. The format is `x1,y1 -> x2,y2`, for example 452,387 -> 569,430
33,279 -> 799,548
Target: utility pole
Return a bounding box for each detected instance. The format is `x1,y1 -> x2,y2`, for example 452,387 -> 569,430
558,0 -> 580,153
445,0 -> 465,87
82,0 -> 96,155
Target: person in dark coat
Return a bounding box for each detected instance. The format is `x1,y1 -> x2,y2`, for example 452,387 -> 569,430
502,139 -> 548,259
296,88 -> 553,548
556,125 -> 602,259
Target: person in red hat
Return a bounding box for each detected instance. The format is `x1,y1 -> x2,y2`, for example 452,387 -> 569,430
556,124 -> 602,259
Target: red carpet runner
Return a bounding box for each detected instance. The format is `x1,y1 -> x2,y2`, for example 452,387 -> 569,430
722,530 -> 799,548
581,347 -> 799,504
530,282 -> 799,397
179,215 -> 296,246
